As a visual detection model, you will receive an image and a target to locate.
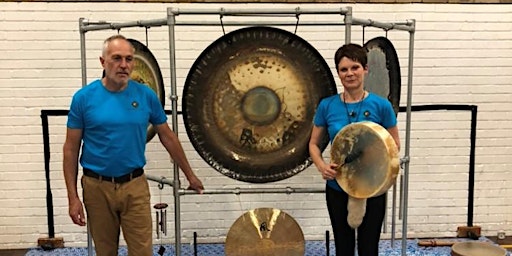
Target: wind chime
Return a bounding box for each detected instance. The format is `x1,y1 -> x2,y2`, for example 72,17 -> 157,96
154,182 -> 168,256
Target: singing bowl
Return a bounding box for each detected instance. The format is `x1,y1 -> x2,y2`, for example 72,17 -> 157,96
183,26 -> 337,183
451,242 -> 506,256
364,37 -> 401,115
128,38 -> 165,143
331,121 -> 399,199
225,208 -> 305,256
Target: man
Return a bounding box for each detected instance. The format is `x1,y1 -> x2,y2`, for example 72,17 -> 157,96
63,34 -> 204,256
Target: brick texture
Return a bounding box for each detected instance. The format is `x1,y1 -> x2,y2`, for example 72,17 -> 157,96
0,1 -> 511,250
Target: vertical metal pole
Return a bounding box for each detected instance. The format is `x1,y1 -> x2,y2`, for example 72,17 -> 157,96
467,106 -> 477,227
383,192 -> 388,234
325,230 -> 330,256
390,184 -> 397,246
401,19 -> 415,256
41,112 -> 55,239
193,231 -> 198,256
79,17 -> 94,256
167,7 -> 182,256
79,18 -> 87,88
344,7 -> 352,44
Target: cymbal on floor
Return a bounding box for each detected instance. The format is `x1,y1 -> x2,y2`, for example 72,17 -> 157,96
225,208 -> 305,256
451,241 -> 506,256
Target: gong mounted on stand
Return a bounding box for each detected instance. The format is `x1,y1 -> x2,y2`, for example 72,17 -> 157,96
225,208 -> 305,256
128,38 -> 165,143
183,26 -> 337,183
363,36 -> 401,115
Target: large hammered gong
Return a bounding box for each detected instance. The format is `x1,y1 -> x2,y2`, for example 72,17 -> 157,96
128,38 -> 165,142
363,37 -> 401,115
183,26 -> 337,183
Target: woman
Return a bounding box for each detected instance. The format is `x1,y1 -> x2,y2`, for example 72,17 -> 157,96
309,43 -> 400,256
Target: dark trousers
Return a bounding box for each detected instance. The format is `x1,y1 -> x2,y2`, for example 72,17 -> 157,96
326,185 -> 386,256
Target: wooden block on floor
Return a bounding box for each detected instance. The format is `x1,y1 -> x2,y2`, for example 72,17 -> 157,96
456,225 -> 481,238
37,237 -> 64,249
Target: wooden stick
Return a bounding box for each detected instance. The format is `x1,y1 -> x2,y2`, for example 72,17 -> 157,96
417,239 -> 457,247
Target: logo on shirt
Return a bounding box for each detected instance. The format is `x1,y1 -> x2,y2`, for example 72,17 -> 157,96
131,101 -> 139,108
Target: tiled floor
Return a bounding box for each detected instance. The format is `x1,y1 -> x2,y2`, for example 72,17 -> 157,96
22,237 -> 511,256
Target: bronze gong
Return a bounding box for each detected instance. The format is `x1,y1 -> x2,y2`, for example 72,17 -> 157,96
183,26 -> 337,183
363,37 -> 401,115
331,121 -> 399,199
451,241 -> 506,256
225,208 -> 305,256
128,38 -> 165,142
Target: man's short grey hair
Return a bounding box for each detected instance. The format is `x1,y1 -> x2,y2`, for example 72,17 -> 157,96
102,34 -> 132,57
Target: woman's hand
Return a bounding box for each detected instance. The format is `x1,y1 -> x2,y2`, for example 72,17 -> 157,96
318,162 -> 339,180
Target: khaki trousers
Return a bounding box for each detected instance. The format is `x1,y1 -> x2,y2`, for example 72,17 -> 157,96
82,174 -> 152,256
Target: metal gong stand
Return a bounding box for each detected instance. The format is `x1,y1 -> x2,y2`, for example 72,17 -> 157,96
79,6 -> 416,256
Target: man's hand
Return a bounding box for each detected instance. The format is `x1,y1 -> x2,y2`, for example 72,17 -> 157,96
68,197 -> 86,226
186,175 -> 204,194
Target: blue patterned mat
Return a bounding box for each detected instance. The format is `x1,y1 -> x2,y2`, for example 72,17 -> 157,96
25,238 -> 509,256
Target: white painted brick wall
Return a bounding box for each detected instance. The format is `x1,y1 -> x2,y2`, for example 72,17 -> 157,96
1,1 -> 511,250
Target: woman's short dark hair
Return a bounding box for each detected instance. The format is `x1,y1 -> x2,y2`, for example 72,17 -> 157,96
334,43 -> 368,71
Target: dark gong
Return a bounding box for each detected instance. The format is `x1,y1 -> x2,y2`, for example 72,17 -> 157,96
363,37 -> 401,115
128,38 -> 165,142
183,26 -> 337,183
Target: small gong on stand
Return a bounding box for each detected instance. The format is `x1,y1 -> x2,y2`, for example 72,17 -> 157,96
154,202 -> 168,256
225,208 -> 305,256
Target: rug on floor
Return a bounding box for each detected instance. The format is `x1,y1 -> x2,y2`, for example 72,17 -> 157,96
25,237 -> 509,256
